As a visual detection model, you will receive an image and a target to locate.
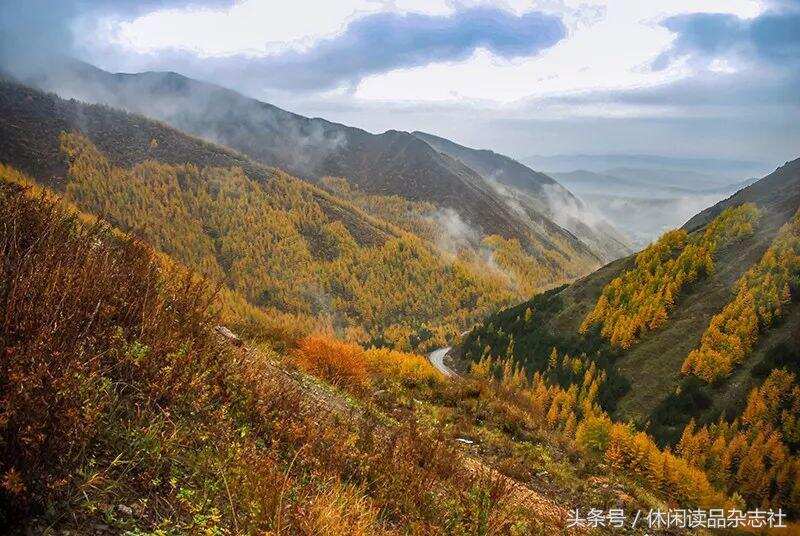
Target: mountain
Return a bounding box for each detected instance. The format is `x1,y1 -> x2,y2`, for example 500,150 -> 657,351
457,157 -> 800,437
1,173 -> 736,533
523,153 -> 772,179
1,77 -> 553,351
412,131 -> 631,262
551,169 -> 753,198
551,168 -> 762,248
13,59 -> 618,267
455,158 -> 800,513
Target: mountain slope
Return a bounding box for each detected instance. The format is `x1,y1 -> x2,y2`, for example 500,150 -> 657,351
1,78 -> 551,350
457,158 -> 800,442
17,59 -> 606,270
3,179 -> 742,533
412,131 -> 631,262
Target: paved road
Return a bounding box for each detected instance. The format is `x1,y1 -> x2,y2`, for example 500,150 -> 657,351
428,346 -> 457,377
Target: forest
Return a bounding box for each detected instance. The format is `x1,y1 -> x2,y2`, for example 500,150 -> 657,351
0,177 -> 756,533
54,132 -> 570,352
581,204 -> 760,349
682,207 -> 800,382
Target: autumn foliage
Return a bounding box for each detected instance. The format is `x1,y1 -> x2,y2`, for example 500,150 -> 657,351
56,132 -> 530,351
471,352 -> 730,510
293,336 -> 371,390
292,335 -> 442,393
678,369 -> 800,514
683,207 -> 800,382
0,179 -> 538,534
581,204 -> 760,348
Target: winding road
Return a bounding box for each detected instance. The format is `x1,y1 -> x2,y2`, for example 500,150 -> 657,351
428,346 -> 457,377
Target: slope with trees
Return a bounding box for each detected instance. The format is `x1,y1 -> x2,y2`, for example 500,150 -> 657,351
1,172 -> 756,534
15,60 -> 612,269
458,157 -> 800,442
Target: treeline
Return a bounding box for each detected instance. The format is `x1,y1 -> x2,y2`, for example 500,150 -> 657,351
55,132 -> 532,351
683,207 -> 800,382
678,369 -> 800,514
581,205 -> 760,348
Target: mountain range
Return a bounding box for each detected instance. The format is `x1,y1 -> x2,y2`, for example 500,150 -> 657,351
14,59 -> 629,264
3,56 -> 800,533
550,167 -> 762,248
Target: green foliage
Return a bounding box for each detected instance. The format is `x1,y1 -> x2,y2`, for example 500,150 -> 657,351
460,286 -> 629,412
649,377 -> 713,446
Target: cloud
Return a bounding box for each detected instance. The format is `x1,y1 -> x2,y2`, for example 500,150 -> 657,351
523,0 -> 800,147
0,1 -> 234,75
2,2 -> 565,93
653,5 -> 800,70
108,7 -> 566,93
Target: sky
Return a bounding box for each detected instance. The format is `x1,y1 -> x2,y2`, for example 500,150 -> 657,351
1,0 -> 798,163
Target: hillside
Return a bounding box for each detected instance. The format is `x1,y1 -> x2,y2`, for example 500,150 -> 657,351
458,157 -> 800,440
412,131 -> 631,262
1,77 -> 600,351
1,179 -> 755,533
17,59 -> 610,268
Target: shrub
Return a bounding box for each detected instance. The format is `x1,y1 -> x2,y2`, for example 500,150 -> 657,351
363,347 -> 441,387
293,336 -> 370,391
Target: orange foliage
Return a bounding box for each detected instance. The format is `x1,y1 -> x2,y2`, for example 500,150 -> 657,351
683,207 -> 800,382
472,353 -> 729,509
293,336 -> 370,390
582,204 -> 759,348
678,369 -> 800,514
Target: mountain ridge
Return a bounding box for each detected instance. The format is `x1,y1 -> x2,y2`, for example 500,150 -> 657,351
15,59 -> 623,265
412,130 -> 631,262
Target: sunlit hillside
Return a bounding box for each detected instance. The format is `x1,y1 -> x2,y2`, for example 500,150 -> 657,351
0,79 -> 601,352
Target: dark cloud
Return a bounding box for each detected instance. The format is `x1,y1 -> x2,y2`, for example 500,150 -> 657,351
113,7 -> 566,92
653,5 -> 800,69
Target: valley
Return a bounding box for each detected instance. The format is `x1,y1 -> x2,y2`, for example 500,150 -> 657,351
1,3 -> 798,532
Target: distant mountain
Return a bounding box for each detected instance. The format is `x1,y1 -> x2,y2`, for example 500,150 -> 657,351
552,169 -> 757,198
412,131 -> 630,261
575,192 -> 729,249
13,59 -> 620,267
551,168 -> 762,248
523,153 -> 772,179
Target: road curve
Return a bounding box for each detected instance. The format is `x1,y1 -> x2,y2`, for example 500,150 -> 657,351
428,346 -> 457,377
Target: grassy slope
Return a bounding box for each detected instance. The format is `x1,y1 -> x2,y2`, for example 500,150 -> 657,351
459,158 -> 800,437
